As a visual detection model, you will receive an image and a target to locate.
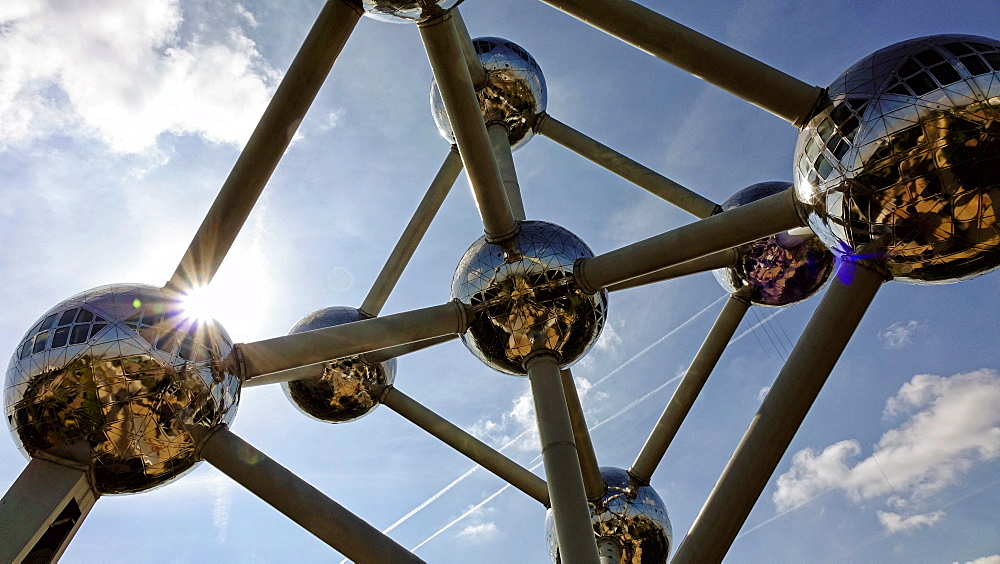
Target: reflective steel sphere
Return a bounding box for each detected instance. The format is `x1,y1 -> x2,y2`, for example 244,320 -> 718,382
432,36 -> 547,150
3,284 -> 240,494
794,34 -> 1000,283
451,221 -> 606,376
282,306 -> 396,422
359,0 -> 462,23
714,182 -> 834,306
545,467 -> 673,563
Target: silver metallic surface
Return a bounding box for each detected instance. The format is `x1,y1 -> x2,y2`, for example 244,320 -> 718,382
451,221 -> 607,375
546,466 -> 673,563
714,182 -> 833,306
4,284 -> 240,494
794,34 -> 1000,283
360,0 -> 462,23
282,307 -> 396,423
432,36 -> 547,150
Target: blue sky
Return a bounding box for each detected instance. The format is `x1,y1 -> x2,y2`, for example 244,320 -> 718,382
1,0 -> 998,562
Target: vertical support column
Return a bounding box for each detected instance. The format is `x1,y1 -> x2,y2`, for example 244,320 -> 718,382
526,354 -> 600,563
630,291 -> 750,484
0,459 -> 98,563
419,12 -> 518,241
488,124 -> 526,221
672,261 -> 886,563
199,426 -> 423,563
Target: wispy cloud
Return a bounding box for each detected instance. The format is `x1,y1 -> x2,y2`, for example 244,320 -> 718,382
773,369 -> 1000,528
877,320 -> 922,350
875,510 -> 944,534
456,521 -> 499,540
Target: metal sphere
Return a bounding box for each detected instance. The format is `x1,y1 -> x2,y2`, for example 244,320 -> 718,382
3,284 -> 240,494
713,182 -> 834,307
545,467 -> 673,563
282,306 -> 396,423
794,34 -> 1000,283
450,221 -> 607,376
431,36 -> 547,150
359,0 -> 462,24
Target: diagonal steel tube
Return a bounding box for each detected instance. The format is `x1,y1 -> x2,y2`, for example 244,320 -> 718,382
197,426 -> 422,563
606,248 -> 738,292
419,12 -> 518,241
672,260 -> 886,563
535,113 -> 719,219
360,148 -> 463,317
167,0 -> 361,291
0,459 -> 98,563
382,387 -> 549,506
560,369 -> 605,501
538,0 -> 824,126
235,302 -> 467,379
575,189 -> 804,294
527,354 -> 600,563
629,291 -> 750,484
451,8 -> 488,88
489,125 -> 526,221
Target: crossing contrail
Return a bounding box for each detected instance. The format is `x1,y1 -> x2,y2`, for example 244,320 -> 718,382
592,294 -> 725,388
729,308 -> 785,345
378,295 -> 726,554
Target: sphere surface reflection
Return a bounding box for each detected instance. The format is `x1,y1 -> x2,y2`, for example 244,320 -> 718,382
432,36 -> 547,150
3,284 -> 240,494
794,34 -> 1000,283
360,0 -> 462,23
714,182 -> 834,306
282,306 -> 396,423
545,467 -> 672,563
451,221 -> 606,375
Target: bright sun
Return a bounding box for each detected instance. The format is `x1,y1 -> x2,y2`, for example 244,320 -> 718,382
180,285 -> 219,322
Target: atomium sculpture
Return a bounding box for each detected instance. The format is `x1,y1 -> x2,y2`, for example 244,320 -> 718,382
1,1 -> 998,563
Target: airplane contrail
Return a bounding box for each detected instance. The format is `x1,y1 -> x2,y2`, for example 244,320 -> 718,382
729,308 -> 785,345
378,295 -> 725,554
592,294 -> 725,388
735,489 -> 834,539
410,461 -> 544,553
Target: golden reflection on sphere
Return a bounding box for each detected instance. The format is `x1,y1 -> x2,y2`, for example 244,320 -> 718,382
282,307 -> 396,423
432,36 -> 547,150
714,182 -> 834,306
545,467 -> 672,563
360,0 -> 462,23
3,284 -> 240,494
451,221 -> 606,376
794,34 -> 1000,283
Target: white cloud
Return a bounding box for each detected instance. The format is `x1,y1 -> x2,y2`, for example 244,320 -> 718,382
756,386 -> 770,402
0,0 -> 278,154
961,556 -> 1000,564
876,510 -> 944,534
774,369 -> 1000,515
456,521 -> 498,540
594,320 -> 622,355
877,320 -> 922,350
467,388 -> 539,453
